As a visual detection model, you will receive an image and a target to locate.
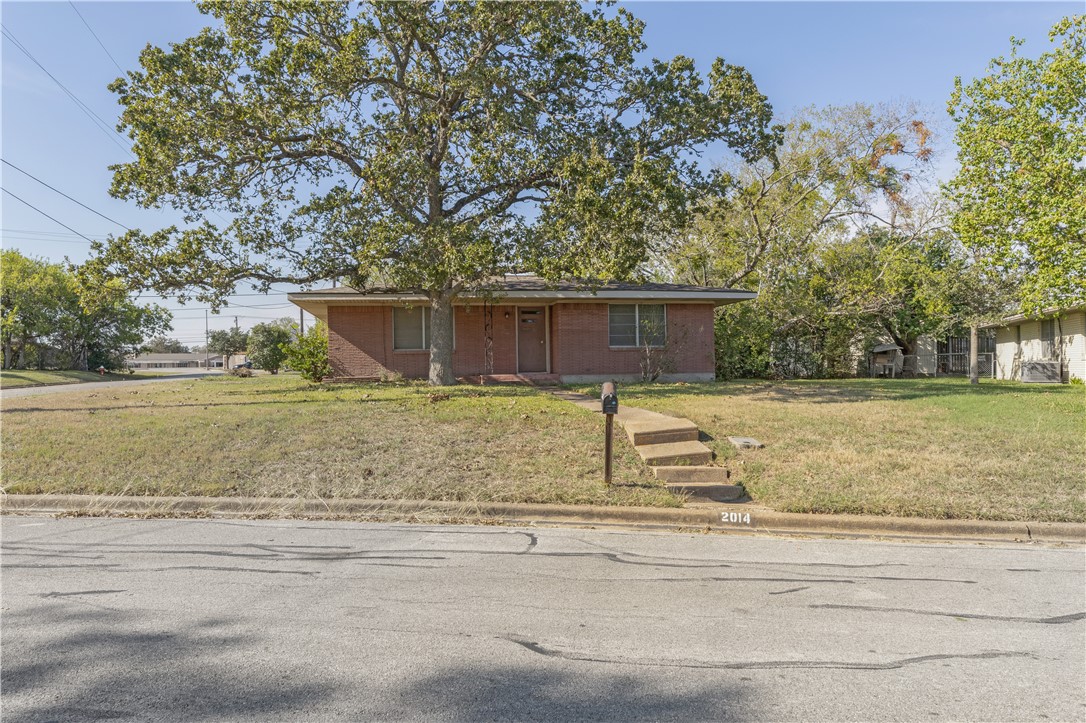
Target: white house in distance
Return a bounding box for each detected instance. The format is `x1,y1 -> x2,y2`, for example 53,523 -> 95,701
125,352 -> 229,370
983,304 -> 1085,383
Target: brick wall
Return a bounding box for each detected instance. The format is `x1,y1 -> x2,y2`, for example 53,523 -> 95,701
326,305 -> 518,379
551,302 -> 715,378
326,302 -> 715,379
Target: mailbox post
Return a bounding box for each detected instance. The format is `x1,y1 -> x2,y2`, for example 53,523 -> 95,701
601,382 -> 618,484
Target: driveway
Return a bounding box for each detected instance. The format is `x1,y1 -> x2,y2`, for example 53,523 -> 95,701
0,372 -> 222,400
3,518 -> 1083,721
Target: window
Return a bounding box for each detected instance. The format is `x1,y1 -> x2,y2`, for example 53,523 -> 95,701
1040,318 -> 1055,343
609,304 -> 666,347
1040,318 -> 1057,359
393,306 -> 430,350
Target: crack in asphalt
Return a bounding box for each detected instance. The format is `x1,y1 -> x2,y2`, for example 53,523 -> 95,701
506,639 -> 1036,671
768,586 -> 810,595
810,604 -> 1086,625
38,590 -> 126,598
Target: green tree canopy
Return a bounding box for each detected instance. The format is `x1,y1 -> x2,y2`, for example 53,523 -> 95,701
1,250 -> 170,370
946,15 -> 1086,314
246,318 -> 294,373
82,0 -> 779,384
208,327 -> 250,362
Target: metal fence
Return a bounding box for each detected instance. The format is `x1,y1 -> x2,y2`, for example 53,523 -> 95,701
890,352 -> 995,378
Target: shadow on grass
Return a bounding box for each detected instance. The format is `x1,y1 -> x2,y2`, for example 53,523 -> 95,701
615,378 -> 1077,406
0,397 -> 410,414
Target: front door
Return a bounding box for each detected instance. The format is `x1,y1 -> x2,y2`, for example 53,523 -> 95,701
517,307 -> 547,372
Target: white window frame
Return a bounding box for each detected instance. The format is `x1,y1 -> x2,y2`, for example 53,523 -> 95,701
392,306 -> 455,351
608,303 -> 667,348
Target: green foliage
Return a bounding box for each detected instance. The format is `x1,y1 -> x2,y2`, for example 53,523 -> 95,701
947,16 -> 1086,314
144,336 -> 189,353
1,250 -> 170,370
283,322 -> 330,382
246,318 -> 293,374
207,327 -> 249,359
82,1 -> 779,383
669,102 -> 936,290
665,103 -> 975,379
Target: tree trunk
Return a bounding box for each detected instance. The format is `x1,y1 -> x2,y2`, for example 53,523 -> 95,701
428,290 -> 456,386
969,324 -> 979,385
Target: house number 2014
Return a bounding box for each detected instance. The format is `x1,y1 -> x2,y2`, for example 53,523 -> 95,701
721,512 -> 751,525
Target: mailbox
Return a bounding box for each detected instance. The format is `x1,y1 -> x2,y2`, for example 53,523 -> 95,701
601,382 -> 618,415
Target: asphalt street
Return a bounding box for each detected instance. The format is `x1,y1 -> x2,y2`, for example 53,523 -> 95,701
2,518 -> 1083,722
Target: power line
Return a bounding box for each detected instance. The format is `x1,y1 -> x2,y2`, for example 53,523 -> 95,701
1,23 -> 134,158
2,159 -> 131,230
1,188 -> 96,242
67,1 -> 124,74
1,228 -> 109,238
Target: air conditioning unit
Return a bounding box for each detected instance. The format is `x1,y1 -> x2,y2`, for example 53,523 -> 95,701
1021,361 -> 1062,383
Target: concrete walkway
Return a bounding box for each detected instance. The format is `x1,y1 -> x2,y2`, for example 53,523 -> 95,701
1,372 -> 222,400
548,390 -> 742,502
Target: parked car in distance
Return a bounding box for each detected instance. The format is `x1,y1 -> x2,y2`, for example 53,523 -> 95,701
233,361 -> 253,369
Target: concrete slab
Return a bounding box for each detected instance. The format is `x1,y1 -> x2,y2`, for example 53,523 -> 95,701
728,436 -> 764,450
652,466 -> 731,483
635,440 -> 713,466
624,418 -> 698,446
664,482 -> 746,502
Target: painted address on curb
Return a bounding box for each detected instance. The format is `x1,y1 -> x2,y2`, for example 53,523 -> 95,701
721,511 -> 751,525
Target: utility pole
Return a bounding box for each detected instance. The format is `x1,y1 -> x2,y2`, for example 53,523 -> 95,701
204,310 -> 209,371
299,309 -> 305,335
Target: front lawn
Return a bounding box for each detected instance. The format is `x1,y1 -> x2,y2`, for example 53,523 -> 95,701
607,378 -> 1085,522
1,375 -> 671,507
0,369 -> 157,389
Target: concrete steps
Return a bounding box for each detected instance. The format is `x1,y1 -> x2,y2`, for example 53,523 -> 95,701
624,418 -> 699,446
543,388 -> 748,505
652,466 -> 743,502
635,440 -> 713,467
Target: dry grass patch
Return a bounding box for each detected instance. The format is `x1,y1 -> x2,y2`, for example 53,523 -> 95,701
1,374 -> 674,508
595,378 -> 1085,522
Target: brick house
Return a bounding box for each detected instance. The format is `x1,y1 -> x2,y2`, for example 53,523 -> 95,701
288,276 -> 755,383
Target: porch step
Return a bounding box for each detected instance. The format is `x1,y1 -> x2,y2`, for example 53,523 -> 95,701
636,440 -> 713,467
663,481 -> 745,503
624,418 -> 699,446
652,466 -> 731,483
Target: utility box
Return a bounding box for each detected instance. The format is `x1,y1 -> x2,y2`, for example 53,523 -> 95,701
601,382 -> 618,414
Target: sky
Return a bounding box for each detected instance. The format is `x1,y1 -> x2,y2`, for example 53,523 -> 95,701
1,0 -> 1079,347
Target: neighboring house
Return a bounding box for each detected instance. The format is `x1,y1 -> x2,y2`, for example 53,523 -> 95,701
125,352 -> 222,370
288,276 -> 756,382
982,304 -> 1086,383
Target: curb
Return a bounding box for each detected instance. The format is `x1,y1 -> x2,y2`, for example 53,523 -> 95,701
2,494 -> 1083,544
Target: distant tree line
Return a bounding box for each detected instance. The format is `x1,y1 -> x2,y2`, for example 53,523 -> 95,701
1,250 -> 170,371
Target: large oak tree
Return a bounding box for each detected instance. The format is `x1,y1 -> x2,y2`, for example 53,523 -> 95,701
85,0 -> 779,384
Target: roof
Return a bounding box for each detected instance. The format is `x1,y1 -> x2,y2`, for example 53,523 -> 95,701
980,302 -> 1086,329
125,352 -> 210,362
870,343 -> 901,353
289,275 -> 756,320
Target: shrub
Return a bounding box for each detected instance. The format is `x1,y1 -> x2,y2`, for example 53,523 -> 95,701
247,320 -> 293,374
283,322 -> 331,382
